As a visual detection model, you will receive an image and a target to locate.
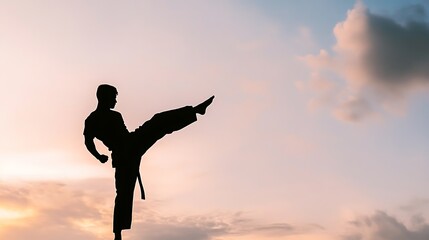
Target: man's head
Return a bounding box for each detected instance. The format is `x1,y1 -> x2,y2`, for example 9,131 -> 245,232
96,84 -> 118,109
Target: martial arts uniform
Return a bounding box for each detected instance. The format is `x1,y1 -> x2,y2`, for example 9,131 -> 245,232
84,106 -> 197,232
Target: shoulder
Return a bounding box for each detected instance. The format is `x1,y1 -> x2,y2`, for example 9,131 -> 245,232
85,111 -> 97,123
85,111 -> 96,122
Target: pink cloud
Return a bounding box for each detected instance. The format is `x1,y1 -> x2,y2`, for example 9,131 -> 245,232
301,2 -> 429,122
0,181 -> 323,240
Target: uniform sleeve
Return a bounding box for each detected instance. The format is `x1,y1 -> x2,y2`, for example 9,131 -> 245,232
83,115 -> 95,137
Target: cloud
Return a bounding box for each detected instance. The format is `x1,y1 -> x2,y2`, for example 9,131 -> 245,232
400,198 -> 429,213
0,181 -> 322,240
0,182 -> 108,240
342,211 -> 429,240
129,214 -> 323,240
333,96 -> 373,122
124,206 -> 323,240
301,2 -> 429,122
395,4 -> 427,24
129,215 -> 231,240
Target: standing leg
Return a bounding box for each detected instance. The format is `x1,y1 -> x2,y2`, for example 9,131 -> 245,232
113,164 -> 138,238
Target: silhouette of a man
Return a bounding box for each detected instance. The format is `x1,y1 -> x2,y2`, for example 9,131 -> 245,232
83,84 -> 214,240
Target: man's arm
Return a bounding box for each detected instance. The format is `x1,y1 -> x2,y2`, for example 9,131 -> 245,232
84,135 -> 108,163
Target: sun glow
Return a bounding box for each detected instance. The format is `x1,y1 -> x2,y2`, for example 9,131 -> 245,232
0,207 -> 33,221
72,219 -> 110,238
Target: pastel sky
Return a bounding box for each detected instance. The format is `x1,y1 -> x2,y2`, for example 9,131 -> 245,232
2,0 -> 429,239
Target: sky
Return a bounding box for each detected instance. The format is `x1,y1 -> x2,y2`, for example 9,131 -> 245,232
2,0 -> 429,239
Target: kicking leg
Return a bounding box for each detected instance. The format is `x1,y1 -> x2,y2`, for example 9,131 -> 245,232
131,96 -> 215,156
194,96 -> 215,115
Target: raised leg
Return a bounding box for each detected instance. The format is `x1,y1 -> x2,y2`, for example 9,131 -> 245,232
194,96 -> 215,115
130,106 -> 198,157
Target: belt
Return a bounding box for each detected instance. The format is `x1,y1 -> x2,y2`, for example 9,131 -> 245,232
137,171 -> 145,200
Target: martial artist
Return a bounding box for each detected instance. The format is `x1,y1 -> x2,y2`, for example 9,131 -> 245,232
83,84 -> 214,240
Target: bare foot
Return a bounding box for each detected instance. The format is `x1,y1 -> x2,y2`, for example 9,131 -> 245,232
194,96 -> 215,115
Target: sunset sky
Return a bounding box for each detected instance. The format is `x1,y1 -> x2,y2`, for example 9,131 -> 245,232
2,0 -> 429,239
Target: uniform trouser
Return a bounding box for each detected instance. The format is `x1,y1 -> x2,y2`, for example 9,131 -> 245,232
113,106 -> 197,232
